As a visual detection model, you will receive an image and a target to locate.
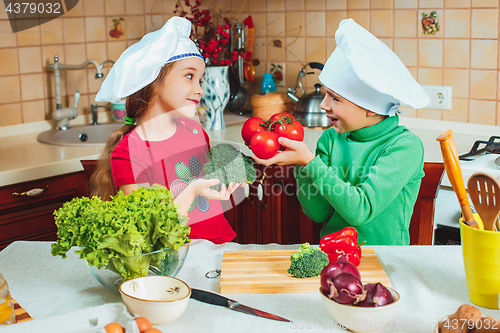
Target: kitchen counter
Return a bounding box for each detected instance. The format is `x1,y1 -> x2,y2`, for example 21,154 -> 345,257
0,112 -> 251,187
1,240 -> 499,332
0,113 -> 498,187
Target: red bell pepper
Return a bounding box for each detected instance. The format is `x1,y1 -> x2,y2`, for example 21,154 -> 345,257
319,227 -> 364,267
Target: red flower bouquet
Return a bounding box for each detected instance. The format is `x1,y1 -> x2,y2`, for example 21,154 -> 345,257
174,0 -> 245,66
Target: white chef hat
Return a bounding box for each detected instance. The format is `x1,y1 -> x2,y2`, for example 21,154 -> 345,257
95,17 -> 203,103
318,19 -> 429,116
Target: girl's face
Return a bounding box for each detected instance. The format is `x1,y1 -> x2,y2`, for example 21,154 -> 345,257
320,86 -> 382,133
155,57 -> 205,118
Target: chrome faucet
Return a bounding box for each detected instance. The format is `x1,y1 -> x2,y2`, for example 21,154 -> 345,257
89,60 -> 116,125
90,104 -> 111,125
49,55 -> 104,130
99,59 -> 115,69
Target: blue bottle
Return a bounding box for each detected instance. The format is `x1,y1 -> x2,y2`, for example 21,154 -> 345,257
261,73 -> 277,93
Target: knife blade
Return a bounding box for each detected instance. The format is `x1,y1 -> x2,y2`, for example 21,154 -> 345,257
191,288 -> 291,322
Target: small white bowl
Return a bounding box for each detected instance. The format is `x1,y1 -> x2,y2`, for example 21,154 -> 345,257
320,286 -> 400,333
119,275 -> 191,325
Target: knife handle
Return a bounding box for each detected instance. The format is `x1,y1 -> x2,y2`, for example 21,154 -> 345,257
191,288 -> 231,307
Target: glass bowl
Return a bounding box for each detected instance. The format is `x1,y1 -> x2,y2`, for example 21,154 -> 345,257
88,244 -> 189,294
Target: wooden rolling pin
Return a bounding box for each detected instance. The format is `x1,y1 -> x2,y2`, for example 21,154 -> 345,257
437,130 -> 480,229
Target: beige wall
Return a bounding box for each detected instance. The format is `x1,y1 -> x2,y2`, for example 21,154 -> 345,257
0,0 -> 499,127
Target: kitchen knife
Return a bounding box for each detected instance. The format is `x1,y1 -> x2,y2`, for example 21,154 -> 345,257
191,288 -> 292,322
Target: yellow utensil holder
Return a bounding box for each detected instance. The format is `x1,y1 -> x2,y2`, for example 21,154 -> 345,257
461,216 -> 500,309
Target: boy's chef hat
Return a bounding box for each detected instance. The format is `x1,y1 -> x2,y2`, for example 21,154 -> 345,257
318,19 -> 429,116
95,16 -> 203,103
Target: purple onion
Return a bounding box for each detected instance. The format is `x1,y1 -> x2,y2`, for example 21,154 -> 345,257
326,272 -> 366,305
320,259 -> 361,295
357,283 -> 394,307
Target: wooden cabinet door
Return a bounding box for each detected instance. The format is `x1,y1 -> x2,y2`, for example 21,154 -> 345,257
0,172 -> 87,250
260,165 -> 321,245
258,165 -> 280,244
222,163 -> 272,245
276,165 -> 302,245
222,185 -> 252,244
224,164 -> 322,245
222,176 -> 261,244
245,179 -> 262,244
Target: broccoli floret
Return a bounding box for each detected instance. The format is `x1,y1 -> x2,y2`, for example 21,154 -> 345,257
204,168 -> 226,192
288,243 -> 329,278
243,156 -> 257,183
209,143 -> 241,167
204,143 -> 257,189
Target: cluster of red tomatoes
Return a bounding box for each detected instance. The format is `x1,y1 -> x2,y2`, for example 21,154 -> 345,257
241,112 -> 305,159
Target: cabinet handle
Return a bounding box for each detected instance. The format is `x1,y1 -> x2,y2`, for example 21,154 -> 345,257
12,185 -> 49,197
259,172 -> 267,184
257,184 -> 267,210
244,184 -> 250,199
257,184 -> 263,201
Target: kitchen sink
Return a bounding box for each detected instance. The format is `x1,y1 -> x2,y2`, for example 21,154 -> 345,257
37,123 -> 123,146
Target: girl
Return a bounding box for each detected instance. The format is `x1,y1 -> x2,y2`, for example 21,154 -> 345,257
254,19 -> 429,245
90,17 -> 239,244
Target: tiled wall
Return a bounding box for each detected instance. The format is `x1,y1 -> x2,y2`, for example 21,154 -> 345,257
0,0 -> 499,127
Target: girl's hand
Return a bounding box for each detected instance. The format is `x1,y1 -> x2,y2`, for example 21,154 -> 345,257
175,179 -> 240,216
190,178 -> 240,201
252,137 -> 315,166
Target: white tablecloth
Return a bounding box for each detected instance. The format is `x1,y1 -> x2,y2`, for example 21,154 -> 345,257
1,240 -> 499,332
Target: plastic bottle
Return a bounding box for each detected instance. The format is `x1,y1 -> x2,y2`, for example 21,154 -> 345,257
0,273 -> 15,325
261,73 -> 277,93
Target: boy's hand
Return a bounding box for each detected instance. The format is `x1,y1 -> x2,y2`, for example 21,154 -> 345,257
252,137 -> 315,166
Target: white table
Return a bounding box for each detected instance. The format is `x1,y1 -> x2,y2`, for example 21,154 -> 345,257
1,240 -> 499,332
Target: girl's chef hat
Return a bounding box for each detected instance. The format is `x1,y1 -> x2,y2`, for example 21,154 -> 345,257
318,19 -> 429,116
96,17 -> 203,103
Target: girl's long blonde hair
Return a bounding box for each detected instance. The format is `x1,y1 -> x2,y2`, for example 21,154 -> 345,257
89,63 -> 174,200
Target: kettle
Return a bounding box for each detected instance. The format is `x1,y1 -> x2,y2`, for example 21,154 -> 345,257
287,62 -> 329,127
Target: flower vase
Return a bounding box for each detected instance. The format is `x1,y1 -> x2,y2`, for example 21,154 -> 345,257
200,66 -> 230,130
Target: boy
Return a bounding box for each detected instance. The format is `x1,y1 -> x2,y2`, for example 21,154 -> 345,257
253,19 -> 430,245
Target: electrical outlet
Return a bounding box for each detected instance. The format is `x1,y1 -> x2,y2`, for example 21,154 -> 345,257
420,85 -> 452,110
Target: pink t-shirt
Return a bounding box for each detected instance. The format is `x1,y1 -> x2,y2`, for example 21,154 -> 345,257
111,117 -> 236,244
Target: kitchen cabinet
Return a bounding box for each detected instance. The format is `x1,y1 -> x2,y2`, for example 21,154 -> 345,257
223,164 -> 321,245
0,172 -> 87,250
79,160 -> 436,246
81,160 -> 315,244
224,162 -> 442,246
0,159 -> 437,250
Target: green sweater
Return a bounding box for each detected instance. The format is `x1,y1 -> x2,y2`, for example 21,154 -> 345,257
294,115 -> 424,245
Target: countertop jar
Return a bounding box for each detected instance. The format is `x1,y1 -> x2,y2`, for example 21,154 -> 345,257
261,73 -> 276,93
0,273 -> 15,325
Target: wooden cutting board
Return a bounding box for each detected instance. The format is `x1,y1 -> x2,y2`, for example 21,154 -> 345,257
219,248 -> 390,294
13,298 -> 33,323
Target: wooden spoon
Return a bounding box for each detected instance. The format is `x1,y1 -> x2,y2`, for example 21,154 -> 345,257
467,173 -> 500,231
437,130 -> 480,229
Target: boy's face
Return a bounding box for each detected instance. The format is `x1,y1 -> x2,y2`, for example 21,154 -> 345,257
156,57 -> 205,118
320,86 -> 381,133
